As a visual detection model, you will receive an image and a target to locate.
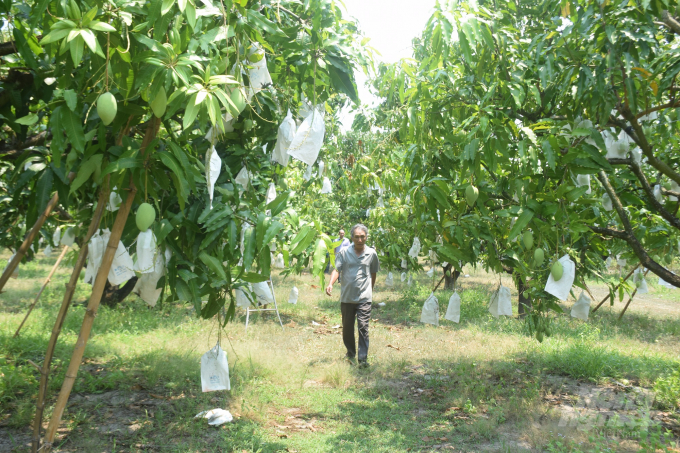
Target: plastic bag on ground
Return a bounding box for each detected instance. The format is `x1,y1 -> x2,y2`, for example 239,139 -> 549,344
288,286 -> 299,304
408,237 -> 421,259
60,227 -> 76,247
633,268 -> 648,294
544,254 -> 576,301
52,227 -> 61,247
252,281 -> 274,305
3,253 -> 19,279
320,177 -> 332,194
400,272 -> 406,282
602,193 -> 613,211
445,292 -> 461,323
420,293 -> 439,326
107,188 -> 122,212
195,408 -> 233,426
235,287 -> 251,308
133,252 -> 164,306
274,253 -> 285,269
272,110 -> 296,166
207,146 -> 222,209
44,245 -> 53,257
135,230 -> 158,274
571,291 -> 591,321
489,285 -> 513,318
108,240 -> 135,286
385,272 -> 394,288
201,344 -> 231,392
286,104 -> 325,166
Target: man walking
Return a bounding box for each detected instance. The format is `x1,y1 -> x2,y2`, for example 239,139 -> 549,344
325,224 -> 380,367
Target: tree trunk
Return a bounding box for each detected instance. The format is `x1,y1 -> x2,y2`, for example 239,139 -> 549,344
443,263 -> 461,290
100,277 -> 139,308
514,272 -> 532,317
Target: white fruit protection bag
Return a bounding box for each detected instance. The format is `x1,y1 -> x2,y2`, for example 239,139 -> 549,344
201,344 -> 231,392
272,110 -> 296,166
52,227 -> 61,247
108,240 -> 135,286
252,281 -> 274,305
602,193 -> 613,211
288,286 -> 299,304
286,104 -> 325,166
320,177 -> 332,194
420,293 -> 439,326
385,272 -> 394,288
274,253 -> 285,269
207,146 -> 222,209
633,268 -> 649,294
400,272 -> 406,282
401,258 -> 408,269
60,227 -> 76,247
544,255 -> 576,301
445,291 -> 461,323
84,229 -> 109,284
426,267 -> 434,277
408,237 -> 421,259
266,183 -> 277,205
234,166 -> 251,192
43,245 -> 53,257
135,230 -> 157,274
235,287 -> 251,308
489,285 -> 512,318
571,291 -> 591,321
133,251 -> 165,306
107,187 -> 122,212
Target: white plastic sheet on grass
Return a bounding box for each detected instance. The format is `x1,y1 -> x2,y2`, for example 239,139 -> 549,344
420,293 -> 439,326
544,255 -> 576,301
489,285 -> 512,318
445,292 -> 461,323
571,291 -> 591,321
195,409 -> 233,426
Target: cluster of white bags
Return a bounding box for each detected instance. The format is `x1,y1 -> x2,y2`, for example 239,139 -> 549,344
489,285 -> 513,318
544,255 -> 576,301
84,229 -> 136,287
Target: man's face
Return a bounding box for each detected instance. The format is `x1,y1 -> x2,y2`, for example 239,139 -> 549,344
352,230 -> 367,245
339,230 -> 345,239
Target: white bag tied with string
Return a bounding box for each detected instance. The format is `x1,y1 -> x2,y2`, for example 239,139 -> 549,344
544,254 -> 576,301
602,193 -> 613,211
633,268 -> 649,294
135,230 -> 158,274
420,293 -> 439,326
288,286 -> 299,304
252,281 -> 274,305
571,291 -> 591,321
320,177 -> 332,194
286,104 -> 325,166
274,253 -> 285,269
385,272 -> 394,288
207,146 -> 222,209
234,166 -> 251,192
272,110 -> 296,166
400,272 -> 406,282
44,245 -> 53,257
617,254 -> 627,268
247,44 -> 272,95
605,255 -> 612,268
60,227 -> 76,247
318,160 -> 325,176
133,251 -> 164,306
654,184 -> 663,203
407,274 -> 413,286
445,291 -> 461,323
376,196 -> 384,208
107,187 -> 122,212
205,115 -> 235,143
4,253 -> 19,279
426,267 -> 434,278
489,285 -> 513,318
201,344 -> 231,392
235,287 -> 251,308
670,181 -> 680,201
108,239 -> 135,286
401,258 -> 408,269
576,174 -> 591,194
303,165 -> 313,181
52,227 -> 61,247
429,249 -> 438,263
408,237 -> 421,259
659,275 -> 678,289
266,183 -> 277,205
84,229 -> 108,284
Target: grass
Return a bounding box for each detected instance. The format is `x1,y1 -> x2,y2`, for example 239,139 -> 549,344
1,250 -> 679,452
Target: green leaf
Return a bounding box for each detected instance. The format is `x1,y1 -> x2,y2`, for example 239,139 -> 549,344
242,225 -> 256,271
89,21 -> 117,32
240,272 -> 269,283
40,29 -> 70,45
155,219 -> 173,243
61,108 -> 85,152
259,245 -> 271,276
508,209 -> 534,242
102,157 -> 142,176
63,89 -> 77,111
266,190 -> 294,217
327,65 -> 359,104
15,114 -> 38,125
158,151 -> 188,207
70,154 -> 102,193
69,35 -> 84,66
291,226 -> 317,255
261,220 -> 284,249
183,93 -> 199,129
35,168 -> 54,216
311,238 -> 328,276
161,0 -> 175,15
199,250 -> 227,281
542,139 -> 556,170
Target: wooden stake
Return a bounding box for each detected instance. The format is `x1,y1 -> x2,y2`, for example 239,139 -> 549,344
30,186 -> 109,453
618,269 -> 650,320
42,119 -> 158,451
14,246 -> 70,338
591,265 -> 637,313
0,173 -> 74,293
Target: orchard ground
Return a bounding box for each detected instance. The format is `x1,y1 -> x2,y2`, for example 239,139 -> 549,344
1,248 -> 679,453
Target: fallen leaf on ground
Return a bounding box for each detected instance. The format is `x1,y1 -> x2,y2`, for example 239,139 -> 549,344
310,285 -> 319,289
386,344 -> 401,351
276,430 -> 288,438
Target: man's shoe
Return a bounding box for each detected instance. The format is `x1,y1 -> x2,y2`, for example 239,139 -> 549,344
358,360 -> 369,368
345,354 -> 357,365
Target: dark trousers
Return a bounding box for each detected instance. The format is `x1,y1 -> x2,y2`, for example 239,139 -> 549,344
341,302 -> 371,361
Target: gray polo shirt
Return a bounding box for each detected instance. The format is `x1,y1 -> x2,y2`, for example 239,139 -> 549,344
335,244 -> 381,304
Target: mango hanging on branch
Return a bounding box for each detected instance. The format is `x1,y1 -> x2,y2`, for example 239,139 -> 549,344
534,248 -> 545,267
97,92 -> 117,125
523,231 -> 534,249
551,260 -> 564,281
150,87 -> 167,118
136,203 -> 156,232
465,185 -> 479,207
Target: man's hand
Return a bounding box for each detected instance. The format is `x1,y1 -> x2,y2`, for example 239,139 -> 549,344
325,284 -> 333,296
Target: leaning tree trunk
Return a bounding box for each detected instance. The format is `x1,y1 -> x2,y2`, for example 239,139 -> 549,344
443,263 -> 461,290
100,277 -> 139,308
513,272 -> 532,317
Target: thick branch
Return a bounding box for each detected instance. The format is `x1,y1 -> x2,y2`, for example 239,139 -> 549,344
596,171 -> 680,287
589,225 -> 628,240
662,10 -> 680,35
0,40 -> 18,57
627,159 -> 680,231
0,131 -> 50,160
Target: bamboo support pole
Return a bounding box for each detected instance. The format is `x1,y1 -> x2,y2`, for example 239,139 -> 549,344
42,118 -> 158,451
618,269 -> 650,320
591,266 -> 638,313
14,246 -> 69,338
0,173 -> 75,293
30,186 -> 109,453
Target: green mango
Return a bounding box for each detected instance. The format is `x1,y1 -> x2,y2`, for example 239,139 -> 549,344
465,185 -> 479,206
523,231 -> 534,249
97,92 -> 117,125
534,248 -> 545,266
150,87 -> 167,118
136,203 -> 156,232
551,261 -> 564,281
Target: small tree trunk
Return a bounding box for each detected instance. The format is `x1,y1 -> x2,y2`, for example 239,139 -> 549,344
443,263 -> 461,290
100,277 -> 139,308
513,272 -> 532,317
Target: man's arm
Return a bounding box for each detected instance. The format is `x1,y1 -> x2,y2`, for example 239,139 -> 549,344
325,269 -> 340,296
371,273 -> 376,289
